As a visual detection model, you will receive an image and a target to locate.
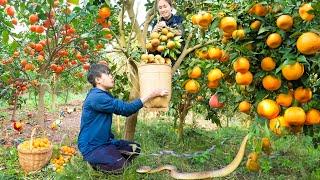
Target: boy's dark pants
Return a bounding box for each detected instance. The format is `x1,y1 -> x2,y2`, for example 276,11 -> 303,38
84,140 -> 141,173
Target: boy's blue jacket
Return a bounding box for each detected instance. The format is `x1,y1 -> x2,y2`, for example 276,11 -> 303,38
78,87 -> 143,157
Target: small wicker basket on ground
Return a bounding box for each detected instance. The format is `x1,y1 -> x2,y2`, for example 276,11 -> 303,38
17,125 -> 53,173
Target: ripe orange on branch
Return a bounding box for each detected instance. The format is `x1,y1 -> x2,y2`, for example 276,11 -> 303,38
261,57 -> 276,71
188,66 -> 202,79
99,7 -> 111,18
276,93 -> 293,107
239,101 -> 251,113
266,33 -> 282,48
281,62 -> 304,80
276,15 -> 293,31
219,17 -> 237,33
29,14 -> 39,24
235,71 -> 253,85
299,4 -> 314,21
257,99 -> 280,120
284,107 -> 306,126
184,79 -> 200,93
296,32 -> 320,55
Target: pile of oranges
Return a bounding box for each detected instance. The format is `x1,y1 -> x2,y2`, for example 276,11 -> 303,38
19,138 -> 51,150
50,145 -> 77,173
141,27 -> 182,65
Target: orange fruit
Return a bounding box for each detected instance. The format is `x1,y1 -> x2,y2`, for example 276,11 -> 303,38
294,87 -> 312,103
24,63 -> 34,71
5,6 -> 14,17
167,40 -> 175,49
235,71 -> 253,85
191,14 -> 201,25
233,57 -> 250,73
296,32 -> 320,55
207,80 -> 220,89
219,51 -> 229,62
150,32 -> 160,39
262,75 -> 281,91
0,0 -> 7,6
219,17 -> 237,33
208,47 -> 222,60
196,49 -> 209,59
184,79 -> 200,93
250,3 -> 268,16
36,26 -> 45,33
34,44 -> 43,52
266,33 -> 282,48
261,57 -> 276,71
11,18 -> 18,25
276,93 -> 293,107
284,107 -> 306,126
269,116 -> 289,135
305,109 -> 320,125
250,20 -> 261,31
257,99 -> 280,120
188,66 -> 202,79
207,68 -> 224,81
276,15 -> 293,31
99,7 -> 111,18
281,62 -> 304,80
20,59 -> 28,67
299,4 -> 314,21
29,14 -> 39,24
239,101 -> 251,113
232,29 -> 245,40
198,12 -> 213,28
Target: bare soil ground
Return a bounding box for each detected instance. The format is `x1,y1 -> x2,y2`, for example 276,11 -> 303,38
0,100 -> 222,148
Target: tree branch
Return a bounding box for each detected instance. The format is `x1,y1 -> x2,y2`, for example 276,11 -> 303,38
124,0 -> 145,48
171,29 -> 216,75
141,3 -> 157,49
119,2 -> 126,48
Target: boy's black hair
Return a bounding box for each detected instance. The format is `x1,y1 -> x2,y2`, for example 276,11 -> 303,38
87,63 -> 110,87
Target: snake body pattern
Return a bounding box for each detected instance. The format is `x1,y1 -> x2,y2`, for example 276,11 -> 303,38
136,135 -> 249,179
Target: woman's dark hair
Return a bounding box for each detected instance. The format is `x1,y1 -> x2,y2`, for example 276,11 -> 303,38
87,63 -> 110,87
157,0 -> 172,6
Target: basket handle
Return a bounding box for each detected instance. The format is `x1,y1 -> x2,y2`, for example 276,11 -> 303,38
29,125 -> 44,149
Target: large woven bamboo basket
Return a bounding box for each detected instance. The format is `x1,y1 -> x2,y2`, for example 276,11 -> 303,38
17,126 -> 53,173
138,64 -> 172,110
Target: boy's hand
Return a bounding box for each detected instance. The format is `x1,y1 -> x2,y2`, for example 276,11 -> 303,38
140,89 -> 169,103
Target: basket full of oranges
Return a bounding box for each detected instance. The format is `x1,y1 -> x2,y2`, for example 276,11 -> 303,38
17,125 -> 53,173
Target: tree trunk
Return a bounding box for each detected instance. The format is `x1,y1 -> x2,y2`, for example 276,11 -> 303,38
123,84 -> 140,140
51,74 -> 57,112
123,61 -> 140,140
177,97 -> 191,141
37,84 -> 46,126
10,93 -> 19,122
65,87 -> 69,104
178,112 -> 187,141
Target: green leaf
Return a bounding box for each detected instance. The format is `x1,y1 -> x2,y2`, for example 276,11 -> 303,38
2,30 -> 9,44
10,41 -> 19,51
67,0 -> 79,5
47,0 -> 54,6
80,33 -> 89,38
258,26 -> 270,35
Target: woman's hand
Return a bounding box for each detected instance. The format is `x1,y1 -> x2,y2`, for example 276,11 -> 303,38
140,88 -> 169,103
153,21 -> 167,32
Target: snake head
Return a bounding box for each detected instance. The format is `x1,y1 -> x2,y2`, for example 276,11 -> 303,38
136,166 -> 152,173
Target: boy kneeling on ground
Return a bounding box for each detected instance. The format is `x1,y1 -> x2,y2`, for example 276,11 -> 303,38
78,63 -> 168,173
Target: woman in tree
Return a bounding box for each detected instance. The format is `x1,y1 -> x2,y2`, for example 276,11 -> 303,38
152,0 -> 184,36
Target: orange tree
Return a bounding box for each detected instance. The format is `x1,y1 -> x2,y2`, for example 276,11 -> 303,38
167,0 -> 320,141
0,0 -> 120,125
